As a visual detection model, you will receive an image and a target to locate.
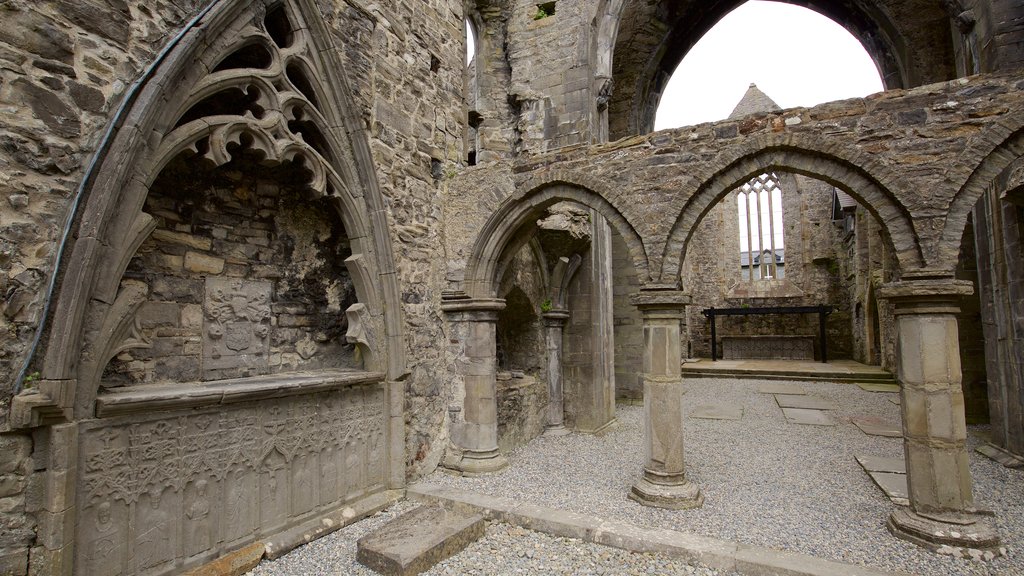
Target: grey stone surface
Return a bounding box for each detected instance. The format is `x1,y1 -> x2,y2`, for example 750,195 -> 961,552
356,505 -> 484,576
856,455 -> 907,474
851,417 -> 903,438
691,404 -> 743,421
867,472 -> 909,505
775,395 -> 838,410
857,383 -> 901,393
757,383 -> 806,395
781,407 -> 837,426
976,443 -> 1024,468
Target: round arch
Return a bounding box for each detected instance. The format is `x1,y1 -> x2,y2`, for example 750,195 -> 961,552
33,0 -> 406,417
606,0 -> 955,139
659,138 -> 924,283
463,176 -> 650,299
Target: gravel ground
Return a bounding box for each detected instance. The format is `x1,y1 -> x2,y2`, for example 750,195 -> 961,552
249,376 -> 1024,575
248,500 -> 736,575
426,377 -> 1024,576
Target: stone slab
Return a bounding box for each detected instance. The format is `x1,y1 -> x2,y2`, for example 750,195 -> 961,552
889,397 -> 900,405
756,383 -> 806,395
851,417 -> 902,438
407,482 -> 906,576
183,542 -> 264,576
690,404 -> 743,420
775,395 -> 837,411
781,408 -> 836,426
356,504 -> 484,576
866,471 -> 909,505
855,455 -> 906,474
857,383 -> 900,393
976,443 -> 1024,468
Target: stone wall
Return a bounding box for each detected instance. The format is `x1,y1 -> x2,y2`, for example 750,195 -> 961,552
611,232 -> 642,400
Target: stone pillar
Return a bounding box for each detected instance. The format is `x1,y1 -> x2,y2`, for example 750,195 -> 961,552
879,278 -> 1000,554
440,296 -> 509,475
628,289 -> 703,510
543,309 -> 571,435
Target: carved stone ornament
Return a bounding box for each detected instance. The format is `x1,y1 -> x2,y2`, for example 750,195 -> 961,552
203,279 -> 272,379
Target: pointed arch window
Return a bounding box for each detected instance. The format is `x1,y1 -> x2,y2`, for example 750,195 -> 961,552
738,173 -> 785,280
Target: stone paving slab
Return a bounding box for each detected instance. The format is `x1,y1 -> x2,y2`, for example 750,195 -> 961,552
775,395 -> 837,411
889,397 -> 900,405
976,443 -> 1024,468
851,417 -> 902,438
756,383 -> 806,395
407,483 -> 912,576
866,471 -> 909,506
690,404 -> 743,420
857,383 -> 900,393
356,504 -> 484,576
855,455 -> 906,474
781,408 -> 837,426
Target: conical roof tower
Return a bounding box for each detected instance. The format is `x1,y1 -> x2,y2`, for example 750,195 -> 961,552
728,83 -> 782,119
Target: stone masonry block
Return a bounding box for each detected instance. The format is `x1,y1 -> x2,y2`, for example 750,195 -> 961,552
0,549 -> 28,576
184,251 -> 225,274
357,505 -> 484,576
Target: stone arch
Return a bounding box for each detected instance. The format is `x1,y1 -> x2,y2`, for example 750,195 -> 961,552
33,0 -> 404,421
606,0 -> 954,139
660,137 -> 923,283
463,174 -> 649,298
941,110 -> 1024,265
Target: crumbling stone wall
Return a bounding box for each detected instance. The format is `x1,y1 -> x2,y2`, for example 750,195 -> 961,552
611,232 -> 642,399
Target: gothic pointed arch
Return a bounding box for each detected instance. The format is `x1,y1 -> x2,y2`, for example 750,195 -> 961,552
660,139 -> 923,283
606,0 -> 955,139
32,0 -> 405,422
462,176 -> 649,299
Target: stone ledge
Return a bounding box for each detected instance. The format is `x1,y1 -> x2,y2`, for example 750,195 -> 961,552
407,482 -> 912,576
95,369 -> 386,417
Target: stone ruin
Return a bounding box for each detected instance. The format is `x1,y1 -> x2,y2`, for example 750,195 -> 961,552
0,0 -> 1022,574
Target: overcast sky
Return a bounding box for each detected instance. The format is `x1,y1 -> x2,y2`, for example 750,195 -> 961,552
654,1 -> 885,130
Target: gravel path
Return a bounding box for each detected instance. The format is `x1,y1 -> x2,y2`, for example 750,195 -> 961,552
248,500 -> 736,575
427,377 -> 1024,576
249,376 -> 1024,575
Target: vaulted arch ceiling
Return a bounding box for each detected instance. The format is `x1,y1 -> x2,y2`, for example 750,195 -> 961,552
607,0 -> 956,140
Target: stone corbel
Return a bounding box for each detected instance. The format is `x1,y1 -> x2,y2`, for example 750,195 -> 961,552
346,302 -> 382,370
10,379 -> 75,428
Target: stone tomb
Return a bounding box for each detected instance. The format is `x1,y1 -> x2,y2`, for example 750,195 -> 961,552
357,505 -> 484,575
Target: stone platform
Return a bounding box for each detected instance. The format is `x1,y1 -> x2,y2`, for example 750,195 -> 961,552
681,358 -> 896,385
356,504 -> 485,576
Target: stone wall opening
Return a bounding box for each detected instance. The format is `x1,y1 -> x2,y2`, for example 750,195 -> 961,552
103,146 -> 360,388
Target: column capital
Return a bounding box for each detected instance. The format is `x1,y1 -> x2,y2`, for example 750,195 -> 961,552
877,278 -> 973,315
630,289 -> 691,313
542,309 -> 570,326
440,294 -> 505,321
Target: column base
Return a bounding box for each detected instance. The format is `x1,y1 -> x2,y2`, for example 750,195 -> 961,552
888,508 -> 1002,558
543,425 -> 571,437
629,475 -> 703,510
440,447 -> 509,477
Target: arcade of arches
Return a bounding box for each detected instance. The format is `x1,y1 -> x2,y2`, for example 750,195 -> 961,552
1,0 -> 1023,574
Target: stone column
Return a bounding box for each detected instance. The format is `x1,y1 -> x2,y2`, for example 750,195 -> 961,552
543,309 -> 571,435
440,296 -> 509,475
879,278 -> 1000,554
628,289 -> 703,509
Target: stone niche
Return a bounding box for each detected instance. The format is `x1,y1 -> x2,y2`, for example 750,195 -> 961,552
104,150 -> 360,387
75,383 -> 386,575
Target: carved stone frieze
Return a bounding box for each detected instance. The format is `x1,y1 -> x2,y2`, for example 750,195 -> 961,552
76,384 -> 386,575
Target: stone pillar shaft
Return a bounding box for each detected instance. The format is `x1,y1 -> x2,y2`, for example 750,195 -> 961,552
880,278 -> 999,554
440,297 -> 508,475
543,310 -> 570,435
628,289 -> 703,509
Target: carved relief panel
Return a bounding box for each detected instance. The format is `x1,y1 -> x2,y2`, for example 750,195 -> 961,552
203,278 -> 272,380
75,384 -> 387,576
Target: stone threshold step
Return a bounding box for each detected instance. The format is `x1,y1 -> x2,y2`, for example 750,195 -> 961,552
357,503 -> 485,576
407,482 -> 912,576
682,369 -> 896,385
